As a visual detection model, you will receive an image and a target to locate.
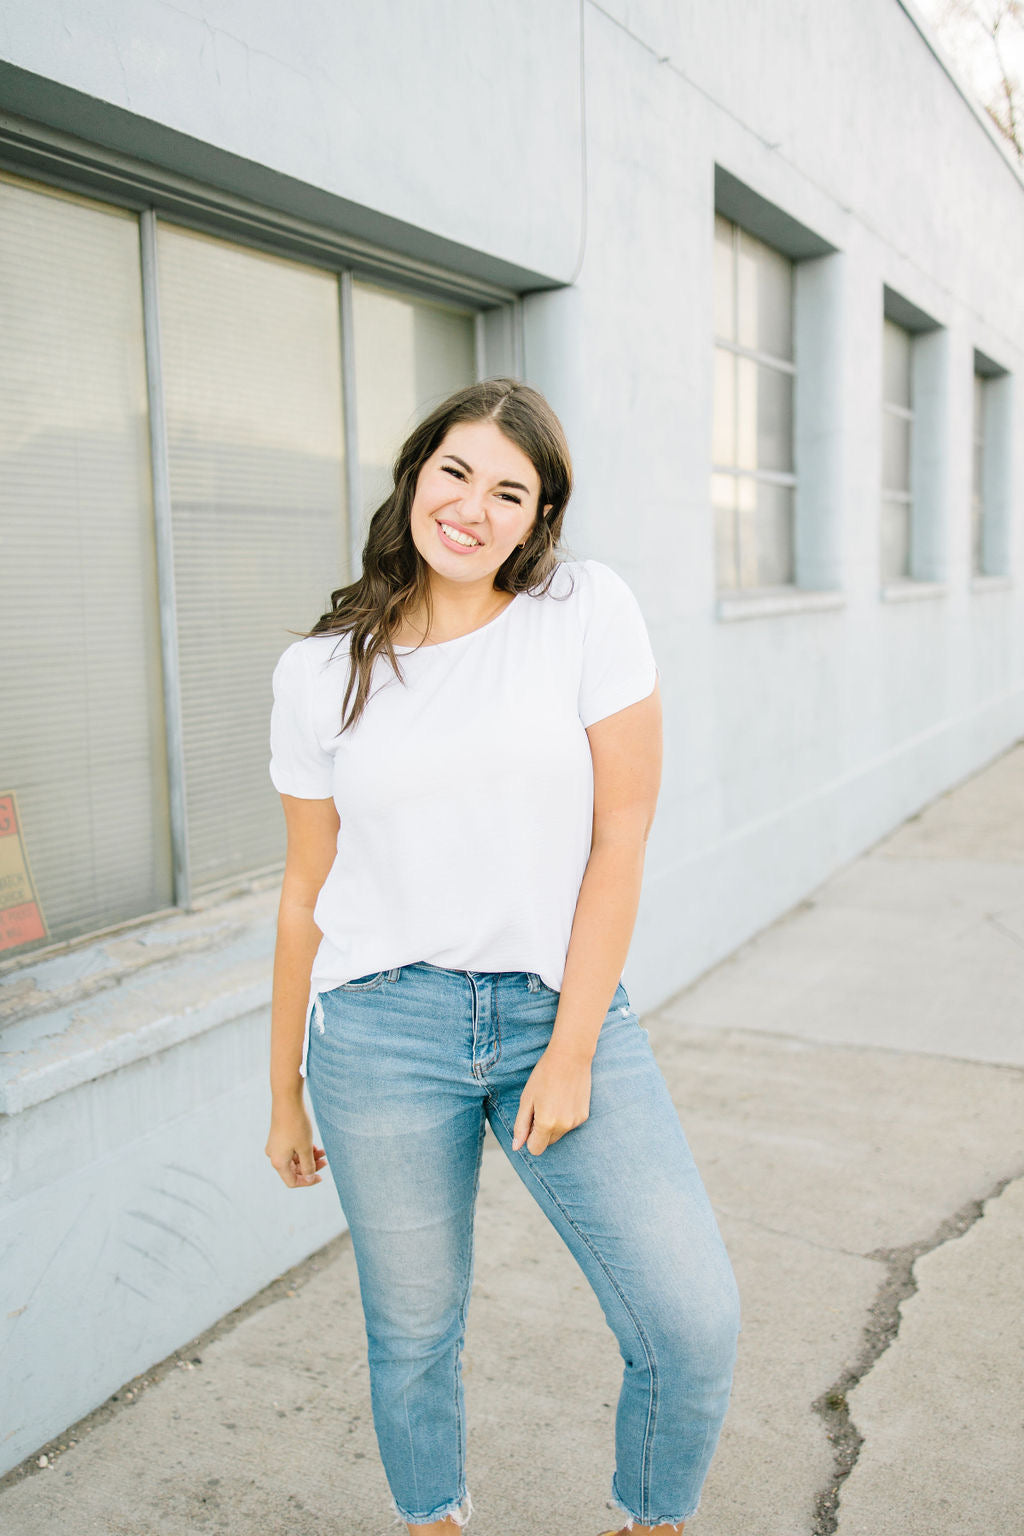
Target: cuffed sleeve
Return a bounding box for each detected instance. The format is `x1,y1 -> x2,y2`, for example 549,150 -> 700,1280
269,640 -> 336,798
577,560 -> 659,729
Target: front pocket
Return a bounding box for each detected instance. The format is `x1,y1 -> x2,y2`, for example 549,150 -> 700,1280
338,970 -> 386,991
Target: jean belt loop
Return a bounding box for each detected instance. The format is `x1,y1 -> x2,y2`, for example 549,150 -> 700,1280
387,966 -> 401,982
527,971 -> 541,992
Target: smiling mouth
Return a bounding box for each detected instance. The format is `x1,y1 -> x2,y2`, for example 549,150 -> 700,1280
437,520 -> 482,548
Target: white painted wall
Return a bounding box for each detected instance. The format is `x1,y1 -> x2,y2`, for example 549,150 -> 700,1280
0,0 -> 583,282
522,0 -> 1024,1004
1,0 -> 1022,1474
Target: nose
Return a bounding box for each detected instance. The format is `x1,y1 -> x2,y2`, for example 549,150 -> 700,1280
452,485 -> 487,526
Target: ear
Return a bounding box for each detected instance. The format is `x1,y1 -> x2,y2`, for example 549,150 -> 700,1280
541,503 -> 554,518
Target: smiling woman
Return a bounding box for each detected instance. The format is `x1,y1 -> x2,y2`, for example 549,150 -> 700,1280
400,416 -> 555,643
301,377 -> 573,718
265,377 -> 739,1536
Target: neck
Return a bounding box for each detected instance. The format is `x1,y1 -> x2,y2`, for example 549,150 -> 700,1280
403,577 -> 513,645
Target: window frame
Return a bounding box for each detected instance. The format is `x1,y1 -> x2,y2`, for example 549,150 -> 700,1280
880,315 -> 915,585
711,167 -> 844,622
0,133 -> 523,971
879,285 -> 948,601
712,213 -> 798,592
971,347 -> 1013,586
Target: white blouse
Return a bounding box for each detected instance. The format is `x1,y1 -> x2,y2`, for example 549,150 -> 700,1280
269,558 -> 659,1075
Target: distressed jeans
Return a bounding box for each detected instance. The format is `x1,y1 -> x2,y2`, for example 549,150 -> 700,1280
306,962 -> 740,1530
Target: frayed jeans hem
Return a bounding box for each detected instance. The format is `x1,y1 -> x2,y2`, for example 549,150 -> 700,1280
609,1472 -> 698,1530
389,1487 -> 473,1528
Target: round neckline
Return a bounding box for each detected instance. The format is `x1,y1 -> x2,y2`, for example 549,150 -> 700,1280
391,590 -> 525,655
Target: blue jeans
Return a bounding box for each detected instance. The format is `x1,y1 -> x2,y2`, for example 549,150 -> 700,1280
306,962 -> 739,1530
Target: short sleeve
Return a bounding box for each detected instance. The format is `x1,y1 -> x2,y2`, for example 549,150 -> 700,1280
269,640 -> 336,798
577,560 -> 659,729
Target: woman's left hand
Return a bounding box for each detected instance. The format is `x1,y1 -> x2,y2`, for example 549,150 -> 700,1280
511,1045 -> 593,1156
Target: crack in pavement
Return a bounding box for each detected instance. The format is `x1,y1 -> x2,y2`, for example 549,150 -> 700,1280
809,1168 -> 1024,1536
985,911 -> 1024,953
712,1205 -> 867,1262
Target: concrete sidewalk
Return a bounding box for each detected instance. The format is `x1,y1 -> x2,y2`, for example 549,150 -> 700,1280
2,743 -> 1022,1536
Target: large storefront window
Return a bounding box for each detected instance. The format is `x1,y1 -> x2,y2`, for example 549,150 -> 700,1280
157,224 -> 348,891
0,171 -> 171,949
0,170 -> 486,957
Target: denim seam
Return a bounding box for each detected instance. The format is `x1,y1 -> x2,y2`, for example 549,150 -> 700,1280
468,975 -> 502,1079
489,985 -> 502,1071
487,1098 -> 660,1523
455,1112 -> 488,1494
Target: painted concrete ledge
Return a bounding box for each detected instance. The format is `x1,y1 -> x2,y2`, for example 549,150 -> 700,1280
0,885 -> 280,1114
879,579 -> 948,603
0,881 -> 348,1478
715,586 -> 846,622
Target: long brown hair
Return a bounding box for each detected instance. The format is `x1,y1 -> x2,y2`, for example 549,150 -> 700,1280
303,377 -> 575,734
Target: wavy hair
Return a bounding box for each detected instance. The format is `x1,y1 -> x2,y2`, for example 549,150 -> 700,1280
303,376 -> 575,734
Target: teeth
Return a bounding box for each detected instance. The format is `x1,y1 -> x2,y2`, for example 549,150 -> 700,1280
440,521 -> 480,547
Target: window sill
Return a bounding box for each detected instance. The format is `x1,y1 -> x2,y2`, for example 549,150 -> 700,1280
715,586 -> 846,622
880,580 -> 948,603
0,885 -> 279,1115
970,573 -> 1013,593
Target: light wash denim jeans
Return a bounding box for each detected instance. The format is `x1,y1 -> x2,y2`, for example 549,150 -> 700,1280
306,961 -> 739,1531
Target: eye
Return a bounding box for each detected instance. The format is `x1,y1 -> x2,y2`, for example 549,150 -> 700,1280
441,463 -> 466,481
498,491 -> 523,505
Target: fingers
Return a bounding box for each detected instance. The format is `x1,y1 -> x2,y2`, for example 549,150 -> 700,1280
287,1148 -> 323,1187
267,1144 -> 328,1189
513,1109 -> 554,1157
511,1104 -> 533,1153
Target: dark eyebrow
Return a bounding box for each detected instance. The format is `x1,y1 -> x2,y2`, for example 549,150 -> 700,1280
444,453 -> 530,494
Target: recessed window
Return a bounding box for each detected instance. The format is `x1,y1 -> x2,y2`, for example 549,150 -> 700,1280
972,350 -> 1012,581
0,168 -> 485,959
972,370 -> 985,574
881,317 -> 914,583
0,170 -> 171,951
879,287 -> 947,593
712,213 -> 796,590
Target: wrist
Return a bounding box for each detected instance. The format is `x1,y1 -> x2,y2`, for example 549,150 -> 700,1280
271,1078 -> 306,1109
545,1032 -> 596,1066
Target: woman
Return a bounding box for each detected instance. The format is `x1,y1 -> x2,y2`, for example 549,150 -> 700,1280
266,378 -> 739,1536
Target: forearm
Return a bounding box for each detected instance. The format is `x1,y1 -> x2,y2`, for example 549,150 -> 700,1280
547,836 -> 647,1063
270,893 -> 324,1102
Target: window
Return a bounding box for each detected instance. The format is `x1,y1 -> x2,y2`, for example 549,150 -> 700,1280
881,317 -> 913,583
0,171 -> 171,949
157,223 -> 349,891
711,169 -> 842,617
0,166 -> 497,961
879,287 -> 946,592
712,213 -> 796,590
972,349 -> 1012,581
972,370 -> 985,575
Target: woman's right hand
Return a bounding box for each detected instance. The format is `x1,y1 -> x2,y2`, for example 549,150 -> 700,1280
265,1097 -> 328,1188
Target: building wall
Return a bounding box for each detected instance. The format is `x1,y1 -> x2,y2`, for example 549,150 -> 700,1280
1,0 -> 1022,1474
522,0 -> 1024,994
0,0 -> 582,288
